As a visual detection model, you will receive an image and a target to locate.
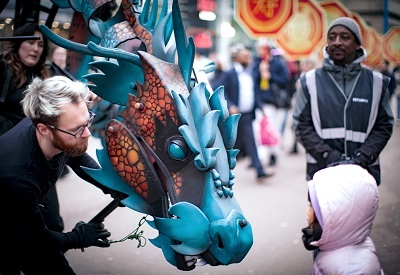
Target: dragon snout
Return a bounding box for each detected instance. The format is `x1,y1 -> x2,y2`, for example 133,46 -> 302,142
152,203 -> 253,268
207,210 -> 253,265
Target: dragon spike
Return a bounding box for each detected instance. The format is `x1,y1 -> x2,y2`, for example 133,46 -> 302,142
209,86 -> 230,120
189,83 -> 211,118
171,91 -> 189,125
172,84 -> 221,170
209,87 -> 241,150
172,0 -> 195,89
87,41 -> 141,66
40,25 -> 94,56
82,58 -> 143,105
152,13 -> 175,63
139,0 -> 169,33
222,114 -> 241,150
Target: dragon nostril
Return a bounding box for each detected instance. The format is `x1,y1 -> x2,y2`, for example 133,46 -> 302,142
217,234 -> 224,249
239,219 -> 248,228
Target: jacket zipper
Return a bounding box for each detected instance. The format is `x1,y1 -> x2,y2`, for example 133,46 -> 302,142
327,67 -> 362,159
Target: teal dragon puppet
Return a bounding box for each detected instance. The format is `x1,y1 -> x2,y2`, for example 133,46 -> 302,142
41,0 -> 253,270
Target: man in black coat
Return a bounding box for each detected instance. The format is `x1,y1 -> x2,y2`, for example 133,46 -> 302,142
0,76 -> 117,274
212,44 -> 272,181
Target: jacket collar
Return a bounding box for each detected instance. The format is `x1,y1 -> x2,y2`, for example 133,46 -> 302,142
233,62 -> 245,73
322,46 -> 367,74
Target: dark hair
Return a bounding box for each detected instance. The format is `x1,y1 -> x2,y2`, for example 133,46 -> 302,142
2,23 -> 49,87
384,59 -> 390,66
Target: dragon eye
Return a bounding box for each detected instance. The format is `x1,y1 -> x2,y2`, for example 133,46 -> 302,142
168,138 -> 189,160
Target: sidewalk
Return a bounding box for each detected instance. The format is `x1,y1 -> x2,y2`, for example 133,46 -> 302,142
58,123 -> 400,274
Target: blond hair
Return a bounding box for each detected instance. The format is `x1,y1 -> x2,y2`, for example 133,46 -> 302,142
22,76 -> 90,125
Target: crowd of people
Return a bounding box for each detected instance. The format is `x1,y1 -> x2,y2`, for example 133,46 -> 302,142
0,16 -> 398,274
207,38 -> 320,182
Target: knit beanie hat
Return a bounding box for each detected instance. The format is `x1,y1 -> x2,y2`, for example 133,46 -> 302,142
327,17 -> 362,45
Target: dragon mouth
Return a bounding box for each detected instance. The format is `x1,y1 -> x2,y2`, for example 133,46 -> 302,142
181,252 -> 221,269
138,137 -> 178,205
200,251 -> 222,266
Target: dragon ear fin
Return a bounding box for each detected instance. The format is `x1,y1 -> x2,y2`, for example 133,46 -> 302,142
105,120 -> 169,217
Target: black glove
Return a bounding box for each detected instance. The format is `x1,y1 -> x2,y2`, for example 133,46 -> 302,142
326,159 -> 356,168
301,223 -> 323,251
352,150 -> 371,168
72,221 -> 111,249
321,150 -> 342,168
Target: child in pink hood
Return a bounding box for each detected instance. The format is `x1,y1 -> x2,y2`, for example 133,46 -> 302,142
302,164 -> 384,275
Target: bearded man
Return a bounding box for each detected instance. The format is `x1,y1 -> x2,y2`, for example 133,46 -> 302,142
0,76 -> 116,274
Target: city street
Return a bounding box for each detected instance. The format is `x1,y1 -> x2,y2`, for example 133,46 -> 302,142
58,121 -> 400,275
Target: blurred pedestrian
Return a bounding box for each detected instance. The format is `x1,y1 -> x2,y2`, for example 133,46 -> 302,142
212,43 -> 272,181
394,65 -> 400,124
377,59 -> 396,99
0,23 -> 49,135
0,76 -> 118,274
287,60 -> 301,154
253,41 -> 290,167
47,45 -> 68,76
293,17 -> 393,185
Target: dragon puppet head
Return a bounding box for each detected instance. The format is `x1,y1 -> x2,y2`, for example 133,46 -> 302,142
41,0 -> 253,270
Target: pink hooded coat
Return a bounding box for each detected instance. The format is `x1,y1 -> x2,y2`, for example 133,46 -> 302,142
308,164 -> 384,275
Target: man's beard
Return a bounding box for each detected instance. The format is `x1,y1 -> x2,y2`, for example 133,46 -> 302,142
52,132 -> 89,157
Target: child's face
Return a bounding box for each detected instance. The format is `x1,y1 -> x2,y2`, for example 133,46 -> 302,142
307,202 -> 316,226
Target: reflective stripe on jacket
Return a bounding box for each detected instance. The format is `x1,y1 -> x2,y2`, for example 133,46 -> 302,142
293,47 -> 393,184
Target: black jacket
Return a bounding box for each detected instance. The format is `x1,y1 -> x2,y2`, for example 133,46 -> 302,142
0,118 -> 107,274
211,64 -> 263,120
293,47 -> 393,184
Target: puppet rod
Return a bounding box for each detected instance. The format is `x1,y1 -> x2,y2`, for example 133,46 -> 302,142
89,195 -> 123,223
0,36 -> 40,41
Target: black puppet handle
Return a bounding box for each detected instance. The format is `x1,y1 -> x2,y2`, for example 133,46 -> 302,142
89,194 -> 124,223
0,36 -> 40,41
79,194 -> 125,252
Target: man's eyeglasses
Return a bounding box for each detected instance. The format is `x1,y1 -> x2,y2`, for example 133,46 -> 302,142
47,110 -> 96,139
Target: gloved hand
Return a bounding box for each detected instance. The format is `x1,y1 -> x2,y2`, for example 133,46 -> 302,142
72,221 -> 111,249
301,223 -> 322,251
352,150 -> 371,168
320,150 -> 342,168
326,159 -> 356,168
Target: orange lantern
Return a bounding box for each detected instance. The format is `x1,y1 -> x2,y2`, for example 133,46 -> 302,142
351,13 -> 370,45
234,0 -> 298,38
383,26 -> 400,63
364,28 -> 384,67
320,0 -> 351,26
275,0 -> 326,60
351,13 -> 383,67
